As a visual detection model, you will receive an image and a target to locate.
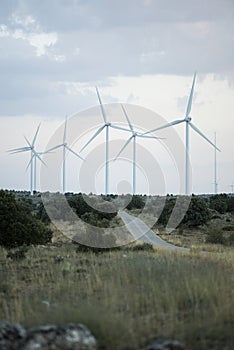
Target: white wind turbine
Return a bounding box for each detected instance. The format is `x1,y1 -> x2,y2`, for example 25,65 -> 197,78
46,116 -> 84,194
114,105 -> 162,195
80,87 -> 131,195
142,73 -> 221,195
8,124 -> 45,195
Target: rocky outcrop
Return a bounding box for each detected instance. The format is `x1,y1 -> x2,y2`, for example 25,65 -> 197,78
0,322 -> 26,350
142,339 -> 185,350
0,322 -> 186,350
0,322 -> 97,350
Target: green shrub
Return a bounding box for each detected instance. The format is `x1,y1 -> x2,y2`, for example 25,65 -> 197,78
130,243 -> 154,251
157,197 -> 176,226
206,229 -> 227,245
182,197 -> 210,227
6,245 -> 28,260
228,232 -> 234,245
0,190 -> 52,248
211,214 -> 221,220
227,196 -> 234,212
157,196 -> 210,228
37,202 -> 51,223
126,195 -> 145,210
209,194 -> 228,214
222,226 -> 234,231
68,194 -> 117,223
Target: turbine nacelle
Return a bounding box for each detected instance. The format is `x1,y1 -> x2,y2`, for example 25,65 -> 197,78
115,105 -> 163,194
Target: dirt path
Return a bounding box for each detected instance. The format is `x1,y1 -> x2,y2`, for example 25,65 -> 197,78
119,211 -> 189,252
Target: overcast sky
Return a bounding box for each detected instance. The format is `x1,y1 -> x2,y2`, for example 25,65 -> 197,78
0,0 -> 233,194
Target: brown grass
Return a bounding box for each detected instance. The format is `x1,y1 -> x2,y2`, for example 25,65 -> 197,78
0,239 -> 233,350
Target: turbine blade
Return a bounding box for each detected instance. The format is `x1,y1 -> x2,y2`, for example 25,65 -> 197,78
114,136 -> 133,160
121,104 -> 134,132
138,134 -> 165,140
24,136 -> 32,148
80,125 -> 106,152
63,116 -> 67,144
185,72 -> 196,118
46,144 -> 64,152
7,146 -> 31,153
142,119 -> 185,136
26,154 -> 34,171
110,125 -> 133,133
65,146 -> 84,160
42,150 -> 55,154
32,123 -> 41,147
189,122 -> 221,151
96,86 -> 107,123
33,151 -> 47,166
9,148 -> 31,154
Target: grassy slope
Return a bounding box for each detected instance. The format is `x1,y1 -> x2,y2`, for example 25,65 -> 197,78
0,243 -> 233,350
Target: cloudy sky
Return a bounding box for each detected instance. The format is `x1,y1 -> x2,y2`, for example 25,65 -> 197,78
0,0 -> 234,194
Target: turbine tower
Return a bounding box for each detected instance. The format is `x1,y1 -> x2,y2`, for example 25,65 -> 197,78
230,183 -> 234,194
8,124 -> 45,195
114,105 -> 162,195
214,132 -> 218,194
80,87 -> 130,195
46,116 -> 84,194
142,73 -> 221,195
26,150 -> 47,193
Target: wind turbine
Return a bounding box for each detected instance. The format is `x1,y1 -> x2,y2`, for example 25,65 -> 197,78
142,73 -> 221,195
80,87 -> 131,195
8,124 -> 45,195
114,105 -> 162,195
46,116 -> 84,194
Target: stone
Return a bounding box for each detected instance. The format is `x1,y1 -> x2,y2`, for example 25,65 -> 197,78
0,322 -> 26,350
142,338 -> 185,350
17,323 -> 97,350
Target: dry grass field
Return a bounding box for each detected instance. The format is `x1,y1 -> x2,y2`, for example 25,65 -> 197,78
0,237 -> 233,350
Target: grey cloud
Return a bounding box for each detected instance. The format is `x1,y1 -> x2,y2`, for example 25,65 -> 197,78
0,0 -> 233,116
3,0 -> 234,32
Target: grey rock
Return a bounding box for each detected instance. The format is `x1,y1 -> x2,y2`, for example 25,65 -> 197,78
17,323 -> 97,350
142,339 -> 185,350
0,322 -> 26,350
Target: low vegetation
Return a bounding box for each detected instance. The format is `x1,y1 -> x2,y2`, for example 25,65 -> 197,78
0,190 -> 233,349
0,190 -> 52,248
0,244 -> 233,350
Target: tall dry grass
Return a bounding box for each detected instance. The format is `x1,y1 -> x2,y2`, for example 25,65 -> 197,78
0,243 -> 233,349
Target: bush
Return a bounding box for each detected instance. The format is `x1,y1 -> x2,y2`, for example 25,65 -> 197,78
206,229 -> 227,245
126,195 -> 145,210
0,190 -> 52,248
37,202 -> 51,223
129,243 -> 154,251
157,196 -> 210,228
222,226 -> 234,231
6,245 -> 28,260
68,194 -> 117,223
228,232 -> 234,245
209,194 -> 228,214
227,196 -> 234,212
182,197 -> 210,227
211,214 -> 221,220
157,197 -> 176,226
